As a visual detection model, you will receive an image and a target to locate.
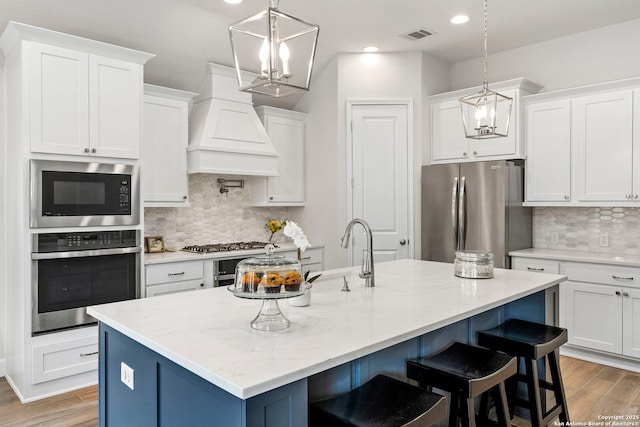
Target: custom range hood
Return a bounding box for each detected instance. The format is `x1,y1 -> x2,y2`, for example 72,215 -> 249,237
188,63 -> 279,176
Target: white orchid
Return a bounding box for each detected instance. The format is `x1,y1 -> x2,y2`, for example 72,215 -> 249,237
283,220 -> 311,252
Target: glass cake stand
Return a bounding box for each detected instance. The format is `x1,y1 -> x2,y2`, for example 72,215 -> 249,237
228,283 -> 311,331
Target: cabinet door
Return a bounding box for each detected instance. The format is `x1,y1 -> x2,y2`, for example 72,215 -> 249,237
143,95 -> 189,204
576,91 -> 633,201
89,55 -> 142,159
623,287 -> 640,358
264,114 -> 304,203
525,100 -> 571,202
431,100 -> 469,162
564,281 -> 622,354
473,89 -> 518,159
29,42 -> 90,155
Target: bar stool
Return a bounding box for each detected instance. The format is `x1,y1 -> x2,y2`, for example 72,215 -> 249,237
477,318 -> 570,427
309,374 -> 447,427
406,342 -> 517,427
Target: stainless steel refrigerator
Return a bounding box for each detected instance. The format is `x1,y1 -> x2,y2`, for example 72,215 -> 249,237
421,160 -> 532,268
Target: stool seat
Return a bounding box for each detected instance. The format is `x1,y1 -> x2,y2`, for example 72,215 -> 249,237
477,319 -> 570,427
407,342 -> 517,427
309,374 -> 446,427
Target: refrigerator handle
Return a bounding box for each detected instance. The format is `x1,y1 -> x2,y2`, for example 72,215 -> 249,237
459,176 -> 467,250
451,177 -> 459,250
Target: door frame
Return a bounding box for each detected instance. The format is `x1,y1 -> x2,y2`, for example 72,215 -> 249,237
345,99 -> 415,265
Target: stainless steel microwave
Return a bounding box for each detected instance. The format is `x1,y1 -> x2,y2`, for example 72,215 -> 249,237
30,160 -> 140,228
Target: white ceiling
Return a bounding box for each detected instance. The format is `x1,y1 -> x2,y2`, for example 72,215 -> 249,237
2,0 -> 640,108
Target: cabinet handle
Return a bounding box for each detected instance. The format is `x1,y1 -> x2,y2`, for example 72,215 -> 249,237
563,195 -> 569,200
200,283 -> 204,287
462,152 -> 467,156
626,194 -> 632,199
80,351 -> 99,357
183,195 -> 188,200
269,196 -> 274,200
91,148 -> 97,154
616,291 -> 621,296
84,148 -> 90,153
168,272 -> 185,277
473,151 -> 477,155
527,267 -> 544,272
301,256 -> 311,260
623,291 -> 630,297
635,195 -> 639,199
612,275 -> 634,281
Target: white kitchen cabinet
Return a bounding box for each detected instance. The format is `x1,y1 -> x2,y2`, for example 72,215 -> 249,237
512,252 -> 640,369
524,78 -> 640,206
429,79 -> 543,164
525,99 -> 572,202
252,106 -> 306,206
143,84 -> 196,207
29,42 -> 146,159
511,257 -> 561,326
32,335 -> 99,384
145,260 -> 205,297
576,90 -> 634,202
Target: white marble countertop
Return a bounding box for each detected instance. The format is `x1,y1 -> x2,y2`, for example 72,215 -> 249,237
87,259 -> 565,399
143,242 -> 318,265
510,248 -> 640,267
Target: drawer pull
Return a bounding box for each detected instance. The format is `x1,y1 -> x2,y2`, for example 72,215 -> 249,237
301,256 -> 311,260
527,267 -> 544,272
623,292 -> 630,297
80,351 -> 98,357
612,275 -> 634,281
168,272 -> 185,277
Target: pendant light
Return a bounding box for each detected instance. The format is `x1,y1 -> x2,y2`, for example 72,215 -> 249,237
229,0 -> 319,97
459,0 -> 512,139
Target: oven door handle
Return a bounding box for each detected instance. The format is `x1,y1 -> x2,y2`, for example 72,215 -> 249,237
32,246 -> 142,260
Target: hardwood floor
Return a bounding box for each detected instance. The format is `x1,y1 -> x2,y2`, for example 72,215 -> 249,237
0,356 -> 638,426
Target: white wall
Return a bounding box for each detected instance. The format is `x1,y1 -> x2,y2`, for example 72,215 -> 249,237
295,52 -> 449,269
451,19 -> 640,92
0,60 -> 6,376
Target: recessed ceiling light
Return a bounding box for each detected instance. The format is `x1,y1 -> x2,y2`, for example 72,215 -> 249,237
225,0 -> 243,4
363,46 -> 379,53
451,15 -> 469,24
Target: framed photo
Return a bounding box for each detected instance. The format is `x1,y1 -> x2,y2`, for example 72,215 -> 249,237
146,236 -> 164,253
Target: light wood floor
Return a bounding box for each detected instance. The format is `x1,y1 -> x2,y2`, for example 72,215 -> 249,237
0,356 -> 638,426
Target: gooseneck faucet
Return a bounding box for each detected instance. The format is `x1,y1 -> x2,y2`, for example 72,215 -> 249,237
340,218 -> 375,287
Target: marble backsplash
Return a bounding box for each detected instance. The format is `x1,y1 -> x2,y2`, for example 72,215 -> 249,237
533,207 -> 640,255
144,174 -> 291,250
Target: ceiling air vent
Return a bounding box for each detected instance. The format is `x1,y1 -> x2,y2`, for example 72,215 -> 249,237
401,28 -> 437,41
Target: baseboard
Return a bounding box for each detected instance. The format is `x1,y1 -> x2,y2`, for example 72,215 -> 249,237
561,346 -> 640,373
0,358 -> 5,377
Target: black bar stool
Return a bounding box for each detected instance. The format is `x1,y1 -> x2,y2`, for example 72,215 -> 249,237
406,342 -> 517,427
309,374 -> 447,427
477,318 -> 570,427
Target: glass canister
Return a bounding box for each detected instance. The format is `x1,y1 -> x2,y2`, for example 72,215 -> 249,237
454,251 -> 494,279
233,244 -> 303,294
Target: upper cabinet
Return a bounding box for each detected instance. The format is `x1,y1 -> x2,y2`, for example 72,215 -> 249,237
429,79 -> 543,164
251,106 -> 306,206
524,78 -> 640,206
0,22 -> 154,160
143,84 -> 197,207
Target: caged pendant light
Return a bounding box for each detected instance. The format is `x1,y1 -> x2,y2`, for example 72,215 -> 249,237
228,0 -> 319,97
459,0 -> 512,139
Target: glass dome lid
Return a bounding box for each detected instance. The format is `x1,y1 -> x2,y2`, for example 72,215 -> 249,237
232,244 -> 303,295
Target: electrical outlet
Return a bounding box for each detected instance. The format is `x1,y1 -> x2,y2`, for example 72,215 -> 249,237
599,233 -> 610,247
121,362 -> 134,390
550,231 -> 559,244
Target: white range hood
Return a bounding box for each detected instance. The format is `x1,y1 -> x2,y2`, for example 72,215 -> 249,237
188,63 -> 279,176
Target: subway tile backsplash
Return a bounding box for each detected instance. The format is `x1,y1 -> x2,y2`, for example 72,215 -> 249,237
144,174 -> 290,250
533,207 -> 640,255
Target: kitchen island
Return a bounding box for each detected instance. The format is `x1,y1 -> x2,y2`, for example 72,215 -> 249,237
87,259 -> 566,426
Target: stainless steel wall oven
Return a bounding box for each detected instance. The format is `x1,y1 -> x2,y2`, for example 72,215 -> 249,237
31,230 -> 141,335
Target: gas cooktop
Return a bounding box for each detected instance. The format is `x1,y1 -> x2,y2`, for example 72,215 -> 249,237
181,242 -> 275,254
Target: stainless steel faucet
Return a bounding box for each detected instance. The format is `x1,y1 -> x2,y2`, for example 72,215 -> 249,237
340,218 -> 375,287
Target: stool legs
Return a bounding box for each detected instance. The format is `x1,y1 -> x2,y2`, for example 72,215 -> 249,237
525,358 -> 544,427
548,348 -> 570,425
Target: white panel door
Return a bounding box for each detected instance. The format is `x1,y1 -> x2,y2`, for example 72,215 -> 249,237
623,287 -> 640,359
526,99 -> 572,202
351,104 -> 410,263
576,90 -> 633,201
564,281 -> 622,354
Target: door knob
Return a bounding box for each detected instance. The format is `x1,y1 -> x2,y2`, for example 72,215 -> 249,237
399,239 -> 407,245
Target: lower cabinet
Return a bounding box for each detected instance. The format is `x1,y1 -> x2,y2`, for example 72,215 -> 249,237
145,260 -> 204,297
512,255 -> 640,365
32,334 -> 99,384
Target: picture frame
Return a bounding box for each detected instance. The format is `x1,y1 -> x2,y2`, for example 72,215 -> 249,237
146,236 -> 165,253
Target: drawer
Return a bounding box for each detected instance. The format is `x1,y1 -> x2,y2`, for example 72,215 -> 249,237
564,261 -> 640,287
511,257 -> 560,274
146,260 -> 203,285
32,336 -> 98,384
298,247 -> 323,265
146,279 -> 204,297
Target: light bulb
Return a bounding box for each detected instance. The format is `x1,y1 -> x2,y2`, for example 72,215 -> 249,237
279,41 -> 290,76
259,38 -> 269,76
